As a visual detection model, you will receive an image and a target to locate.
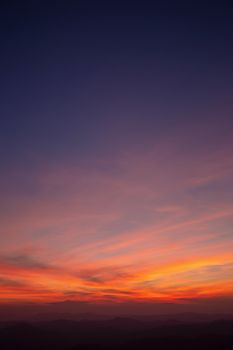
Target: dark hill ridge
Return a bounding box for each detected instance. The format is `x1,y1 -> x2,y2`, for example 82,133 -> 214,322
0,318 -> 232,350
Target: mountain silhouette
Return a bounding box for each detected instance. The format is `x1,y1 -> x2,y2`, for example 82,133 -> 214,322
0,318 -> 232,349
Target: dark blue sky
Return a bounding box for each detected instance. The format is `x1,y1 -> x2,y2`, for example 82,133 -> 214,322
1,1 -> 233,167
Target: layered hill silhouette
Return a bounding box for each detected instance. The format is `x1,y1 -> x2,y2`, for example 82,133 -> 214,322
0,318 -> 233,349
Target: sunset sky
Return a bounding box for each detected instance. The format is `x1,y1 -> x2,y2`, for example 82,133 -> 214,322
0,2 -> 233,314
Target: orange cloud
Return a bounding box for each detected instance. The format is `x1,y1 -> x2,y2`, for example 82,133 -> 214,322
0,140 -> 233,305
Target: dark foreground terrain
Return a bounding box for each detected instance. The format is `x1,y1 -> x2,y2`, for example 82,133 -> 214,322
0,318 -> 232,350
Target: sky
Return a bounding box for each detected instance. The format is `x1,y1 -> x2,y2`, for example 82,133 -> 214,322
0,1 -> 233,314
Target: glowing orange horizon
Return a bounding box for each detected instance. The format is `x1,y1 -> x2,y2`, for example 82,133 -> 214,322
0,141 -> 233,307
